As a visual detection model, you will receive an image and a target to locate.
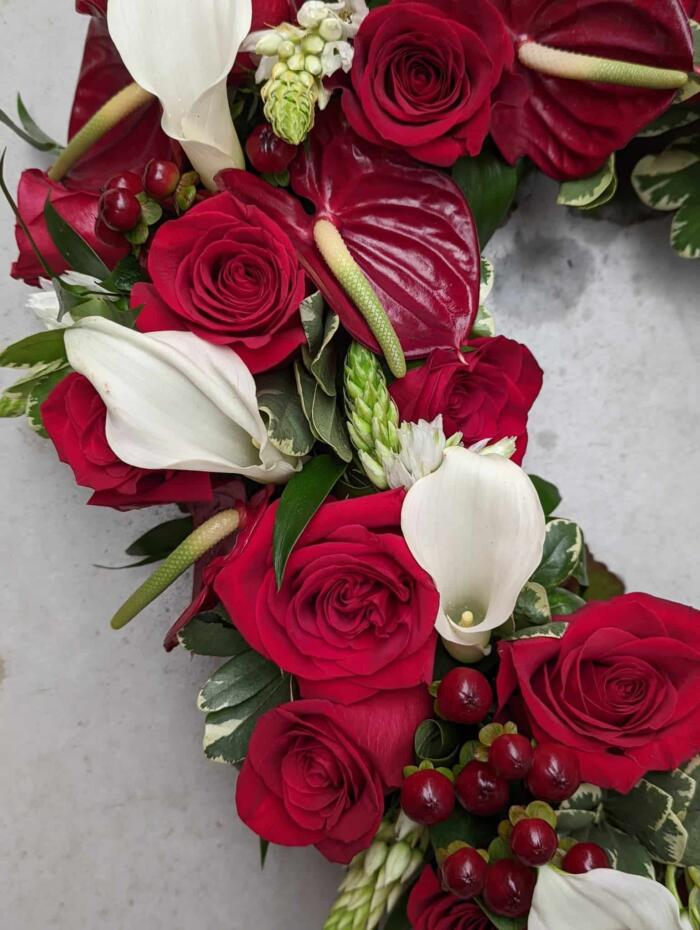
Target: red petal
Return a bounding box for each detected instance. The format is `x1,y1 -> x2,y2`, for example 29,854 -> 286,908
490,0 -> 694,179
218,110 -> 480,357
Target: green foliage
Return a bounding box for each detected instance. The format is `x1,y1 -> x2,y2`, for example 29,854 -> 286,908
178,607 -> 249,657
118,516 -> 194,569
257,367 -> 315,458
272,454 -> 347,587
531,519 -> 584,589
0,329 -> 66,368
557,155 -> 618,210
528,474 -> 562,518
452,146 -> 522,246
429,808 -> 495,854
44,200 -> 110,279
0,94 -> 62,153
414,719 -> 460,766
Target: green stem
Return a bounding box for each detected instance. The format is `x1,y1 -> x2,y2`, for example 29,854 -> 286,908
313,219 -> 406,379
665,865 -> 683,908
110,508 -> 241,630
518,41 -> 689,90
49,82 -> 154,183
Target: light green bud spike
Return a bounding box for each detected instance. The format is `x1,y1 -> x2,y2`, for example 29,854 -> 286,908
262,70 -> 318,145
315,220 -> 406,378
110,509 -> 241,630
344,342 -> 400,489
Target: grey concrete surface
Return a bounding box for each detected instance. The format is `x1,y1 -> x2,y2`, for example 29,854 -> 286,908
0,3 -> 698,930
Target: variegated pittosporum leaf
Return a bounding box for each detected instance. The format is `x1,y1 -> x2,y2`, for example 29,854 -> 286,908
558,155 -> 618,211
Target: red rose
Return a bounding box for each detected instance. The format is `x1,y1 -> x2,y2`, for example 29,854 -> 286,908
11,170 -> 127,286
408,867 -> 495,930
389,338 -> 542,465
236,688 -> 432,863
683,0 -> 700,16
342,0 -> 513,166
214,490 -> 439,704
134,193 -> 306,373
42,373 -> 212,509
497,594 -> 700,793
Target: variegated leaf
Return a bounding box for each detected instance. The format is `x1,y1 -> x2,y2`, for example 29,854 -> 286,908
479,258 -> 494,304
197,650 -> 280,713
531,519 -> 583,589
646,769 -> 698,822
515,581 -> 551,626
257,367 -> 315,458
557,155 -> 617,210
560,783 -> 603,813
502,621 -> 567,641
203,674 -> 290,765
632,136 -> 700,212
606,779 -> 688,864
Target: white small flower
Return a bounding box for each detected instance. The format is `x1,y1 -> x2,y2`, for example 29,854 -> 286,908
321,40 -> 355,76
467,436 -> 518,458
381,416 -> 460,490
28,272 -> 109,330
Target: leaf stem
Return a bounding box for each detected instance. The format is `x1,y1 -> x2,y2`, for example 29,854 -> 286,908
48,82 -> 155,183
110,508 -> 241,630
518,41 -> 689,90
313,219 -> 406,379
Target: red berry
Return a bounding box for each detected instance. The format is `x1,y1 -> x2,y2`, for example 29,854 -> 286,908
105,171 -> 143,196
99,188 -> 142,232
441,846 -> 488,900
455,761 -> 509,817
526,744 -> 581,803
489,734 -> 534,781
436,668 -> 493,725
483,859 -> 536,918
246,122 -> 298,174
143,159 -> 181,199
95,217 -> 127,248
400,769 -> 455,826
563,842 -> 610,874
510,818 -> 558,867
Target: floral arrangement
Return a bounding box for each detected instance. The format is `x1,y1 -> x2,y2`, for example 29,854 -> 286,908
2,0 -> 700,928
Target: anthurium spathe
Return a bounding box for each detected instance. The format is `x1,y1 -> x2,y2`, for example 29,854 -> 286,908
401,446 -> 545,661
107,0 -> 252,188
529,866 -> 687,930
63,317 -> 299,483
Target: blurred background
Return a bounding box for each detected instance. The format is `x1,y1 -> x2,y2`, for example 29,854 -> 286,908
0,3 -> 698,929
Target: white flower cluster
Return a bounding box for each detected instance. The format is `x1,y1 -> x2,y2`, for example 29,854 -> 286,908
244,0 -> 368,108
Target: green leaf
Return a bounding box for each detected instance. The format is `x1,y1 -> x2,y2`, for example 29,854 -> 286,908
0,95 -> 62,153
384,891 -> 411,930
302,310 -> 340,397
502,621 -> 568,641
547,587 -> 586,616
100,254 -> 148,293
0,360 -> 67,418
606,779 -> 688,864
470,304 -> 495,339
126,516 -> 193,559
557,155 -> 618,210
414,719 -> 460,766
69,295 -> 138,327
632,138 -> 700,212
638,106 -> 700,138
514,581 -> 551,626
259,839 -> 270,869
273,454 -> 347,588
0,329 -> 66,368
138,195 -> 163,226
178,609 -> 250,657
197,650 -> 280,713
430,808 -> 495,854
531,519 -> 583,589
584,551 -> 626,602
452,147 -> 521,246
257,368 -> 315,457
528,474 -> 561,518
295,363 -> 353,462
559,783 -> 603,813
203,673 -> 290,765
645,769 -> 697,821
26,365 -> 70,436
43,200 -> 110,279
299,291 -> 326,357
479,258 -> 494,304
671,199 -> 700,259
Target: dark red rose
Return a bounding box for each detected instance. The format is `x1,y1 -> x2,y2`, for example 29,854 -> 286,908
236,689 -> 432,863
389,338 -> 542,465
134,192 -> 306,373
214,490 -> 439,704
490,0 -> 693,180
42,373 -> 212,509
497,594 -> 700,793
11,170 -> 127,285
408,867 -> 495,930
342,0 -> 512,166
65,18 -> 174,193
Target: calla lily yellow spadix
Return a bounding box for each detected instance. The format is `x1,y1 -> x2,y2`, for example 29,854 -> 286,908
401,446 -> 545,662
529,866 -> 687,930
64,317 -> 299,484
106,0 -> 252,189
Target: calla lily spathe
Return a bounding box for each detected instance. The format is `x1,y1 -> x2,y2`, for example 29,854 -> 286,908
530,866 -> 687,930
401,446 -> 545,661
107,0 -> 252,188
64,317 -> 299,484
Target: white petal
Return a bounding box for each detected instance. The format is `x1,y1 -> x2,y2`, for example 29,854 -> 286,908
530,867 -> 687,930
29,274 -> 105,330
401,446 -> 545,657
108,0 -> 251,187
64,318 -> 298,484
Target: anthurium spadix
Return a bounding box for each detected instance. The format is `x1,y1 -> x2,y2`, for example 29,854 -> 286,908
64,317 -> 299,484
401,446 -> 546,662
107,0 -> 252,189
529,866 -> 687,930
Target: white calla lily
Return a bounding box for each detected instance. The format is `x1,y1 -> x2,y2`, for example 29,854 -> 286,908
107,0 -> 252,189
64,318 -> 299,484
530,866 -> 687,930
401,446 -> 545,661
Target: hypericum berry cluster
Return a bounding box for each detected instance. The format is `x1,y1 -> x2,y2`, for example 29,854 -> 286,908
96,160 -> 198,248
245,123 -> 298,177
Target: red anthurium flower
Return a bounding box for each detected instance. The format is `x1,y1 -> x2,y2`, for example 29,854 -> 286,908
490,0 -> 694,180
218,111 -> 480,357
64,18 -> 175,193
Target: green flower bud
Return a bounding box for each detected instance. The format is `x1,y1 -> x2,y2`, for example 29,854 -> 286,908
319,17 -> 343,41
305,54 -> 323,76
277,39 -> 296,60
262,71 -> 318,145
287,51 -> 306,71
255,32 -> 283,56
302,33 -> 325,55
